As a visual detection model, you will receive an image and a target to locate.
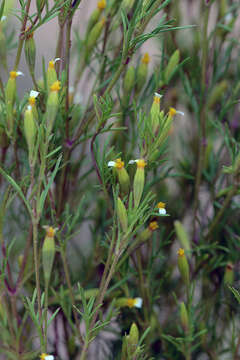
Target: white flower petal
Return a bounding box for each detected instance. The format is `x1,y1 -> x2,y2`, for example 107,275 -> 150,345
45,356 -> 54,360
30,90 -> 39,98
154,92 -> 163,99
16,71 -> 24,76
159,208 -> 166,215
1,16 -> 7,21
27,105 -> 32,111
108,161 -> 116,167
128,159 -> 137,164
176,111 -> 184,116
134,297 -> 143,308
54,58 -> 61,63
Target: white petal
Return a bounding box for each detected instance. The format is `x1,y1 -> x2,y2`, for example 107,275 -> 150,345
16,71 -> 24,76
30,90 -> 39,98
54,58 -> 61,63
45,356 -> 54,360
154,92 -> 163,99
176,111 -> 184,116
1,16 -> 7,21
159,208 -> 166,215
108,161 -> 116,167
27,105 -> 32,111
134,297 -> 143,308
128,159 -> 137,164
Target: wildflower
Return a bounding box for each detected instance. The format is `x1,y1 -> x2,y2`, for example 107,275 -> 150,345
157,202 -> 166,215
45,81 -> 61,134
150,93 -> 163,132
108,158 -> 130,194
168,107 -> 184,118
97,0 -> 106,9
141,52 -> 150,64
24,105 -> 37,165
126,297 -> 143,308
85,17 -> 105,62
148,221 -> 158,231
135,53 -> 150,94
47,58 -> 60,91
129,159 -> 146,208
25,30 -> 36,74
137,221 -> 158,244
117,197 -> 128,233
28,90 -> 39,106
40,354 -> 54,360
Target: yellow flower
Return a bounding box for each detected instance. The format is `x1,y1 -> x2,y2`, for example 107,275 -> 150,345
9,70 -> 24,79
43,226 -> 58,238
40,354 -> 54,360
157,202 -> 166,215
126,297 -> 142,308
148,221 -> 158,231
129,159 -> 147,168
97,0 -> 106,10
141,52 -> 150,64
108,158 -> 125,169
28,90 -> 39,106
168,107 -> 184,118
178,248 -> 185,257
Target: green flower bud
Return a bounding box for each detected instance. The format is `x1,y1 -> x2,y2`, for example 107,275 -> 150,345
207,80 -> 228,109
24,105 -> 37,164
47,59 -> 60,92
85,17 -> 105,62
117,197 -> 128,233
177,248 -> 190,286
45,81 -> 61,135
108,159 -> 130,195
138,221 -> 159,243
224,263 -> 234,286
150,92 -> 163,133
123,65 -> 135,94
164,49 -> 180,84
135,53 -> 150,94
24,31 -> 36,75
174,220 -> 191,253
5,71 -> 24,136
128,323 -> 139,352
86,0 -> 106,37
42,226 -> 57,286
129,159 -> 146,208
180,302 -> 189,333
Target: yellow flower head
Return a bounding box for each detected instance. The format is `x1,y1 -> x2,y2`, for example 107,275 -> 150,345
141,52 -> 150,64
168,107 -> 184,118
40,354 -> 54,360
50,81 -> 61,92
148,221 -> 158,231
43,226 -> 57,238
97,0 -> 106,10
9,71 -> 24,79
178,248 -> 185,257
129,159 -> 146,168
157,202 -> 165,209
108,158 -> 125,170
153,92 -> 162,104
126,297 -> 142,308
48,58 -> 60,70
28,90 -> 39,106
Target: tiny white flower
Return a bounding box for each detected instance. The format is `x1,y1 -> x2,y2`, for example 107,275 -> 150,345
40,354 -> 54,360
16,71 -> 24,76
154,92 -> 163,99
0,15 -> 7,22
157,202 -> 167,215
169,107 -> 184,117
133,297 -> 143,308
128,159 -> 146,168
108,158 -> 125,169
29,90 -> 39,98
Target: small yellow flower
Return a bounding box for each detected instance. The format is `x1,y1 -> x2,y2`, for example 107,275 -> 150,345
48,58 -> 60,70
178,248 -> 185,257
141,52 -> 150,64
28,90 -> 39,106
129,159 -> 147,168
126,297 -> 143,308
157,202 -> 166,215
9,70 -> 24,79
148,221 -> 158,231
108,158 -> 125,170
50,81 -> 61,92
97,0 -> 106,10
168,107 -> 184,118
43,226 -> 58,238
40,354 -> 54,360
153,92 -> 162,104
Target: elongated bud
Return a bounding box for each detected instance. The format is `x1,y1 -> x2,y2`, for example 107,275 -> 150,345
130,159 -> 146,208
86,1 -> 106,36
180,302 -> 189,333
174,220 -> 191,253
138,221 -> 158,243
123,65 -> 135,94
117,197 -> 128,233
24,105 -> 37,164
164,49 -> 180,84
5,71 -> 24,136
177,248 -> 190,286
128,323 -> 139,352
207,80 -> 228,109
24,31 -> 36,75
224,263 -> 234,286
42,226 -> 57,286
135,53 -> 150,94
150,93 -> 163,133
45,81 -> 61,134
85,18 -> 105,62
116,297 -> 142,308
47,59 -> 60,91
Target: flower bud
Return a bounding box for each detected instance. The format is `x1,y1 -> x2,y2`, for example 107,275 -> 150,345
47,59 -> 60,92
108,159 -> 130,195
24,105 -> 37,164
177,248 -> 190,286
117,197 -> 128,233
135,53 -> 150,94
85,17 -> 105,62
24,31 -> 36,75
86,1 -> 106,36
123,65 -> 135,95
138,221 -> 158,243
128,322 -> 139,352
180,302 -> 189,333
129,159 -> 146,208
5,71 -> 24,136
224,263 -> 234,286
45,81 -> 61,134
42,226 -> 57,286
164,49 -> 180,84
174,220 -> 191,253
150,93 -> 163,133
